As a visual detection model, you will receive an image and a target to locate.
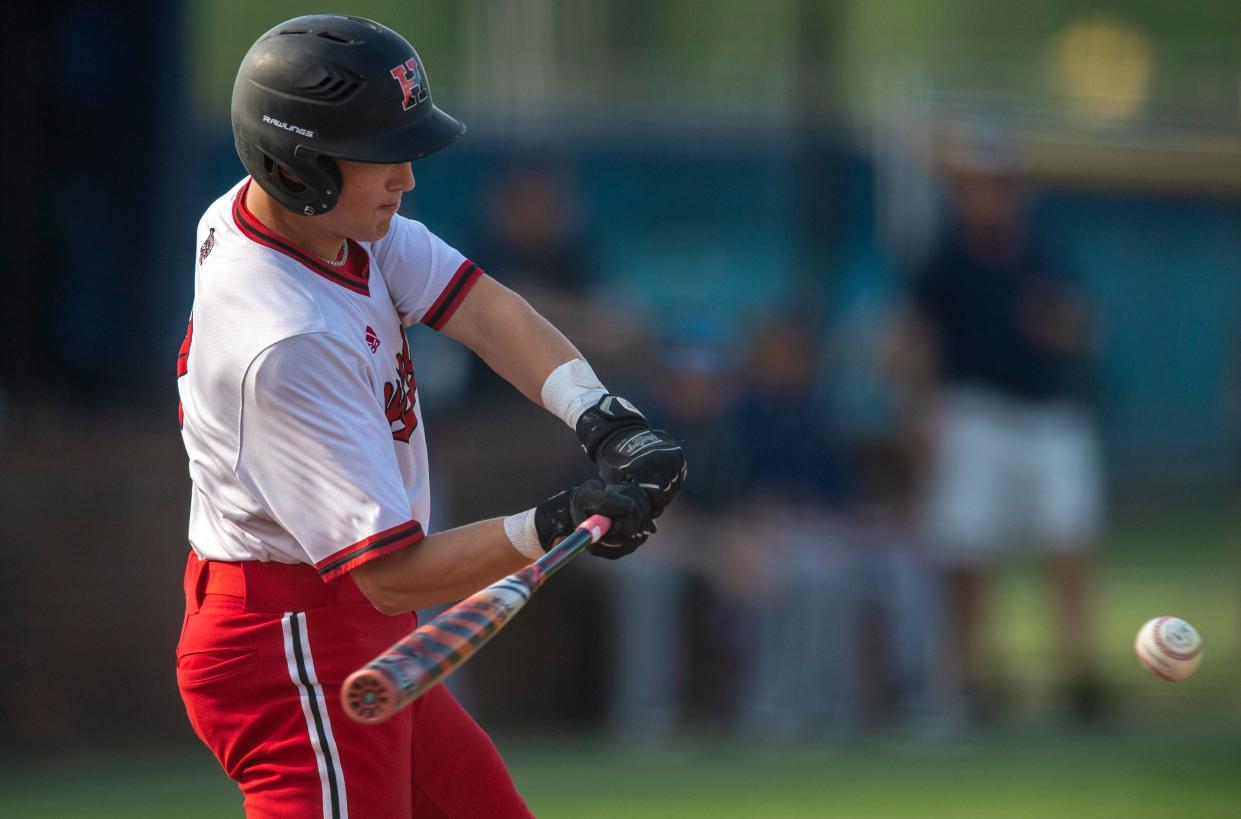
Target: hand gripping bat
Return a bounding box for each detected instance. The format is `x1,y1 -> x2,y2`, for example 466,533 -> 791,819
341,514 -> 611,724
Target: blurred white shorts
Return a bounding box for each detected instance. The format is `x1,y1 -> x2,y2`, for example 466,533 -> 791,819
922,387 -> 1104,565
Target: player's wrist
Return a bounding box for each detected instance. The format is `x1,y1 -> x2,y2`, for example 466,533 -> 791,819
503,508 -> 544,560
541,358 -> 608,430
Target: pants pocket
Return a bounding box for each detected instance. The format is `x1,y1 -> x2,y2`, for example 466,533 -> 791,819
177,647 -> 259,685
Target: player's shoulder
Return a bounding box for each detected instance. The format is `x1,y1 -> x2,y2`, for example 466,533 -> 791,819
195,177 -> 247,238
366,213 -> 467,269
192,179 -> 332,356
364,216 -> 470,313
195,178 -> 261,274
365,213 -> 436,258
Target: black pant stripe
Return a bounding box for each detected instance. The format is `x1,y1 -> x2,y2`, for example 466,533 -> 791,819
288,612 -> 344,819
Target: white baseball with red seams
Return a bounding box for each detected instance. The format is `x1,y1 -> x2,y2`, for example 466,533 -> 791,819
1134,616 -> 1203,681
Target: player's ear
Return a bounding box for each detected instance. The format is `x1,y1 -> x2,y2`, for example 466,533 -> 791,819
275,164 -> 307,193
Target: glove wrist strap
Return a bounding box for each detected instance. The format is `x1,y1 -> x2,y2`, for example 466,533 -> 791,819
575,395 -> 649,459
533,491 -> 576,551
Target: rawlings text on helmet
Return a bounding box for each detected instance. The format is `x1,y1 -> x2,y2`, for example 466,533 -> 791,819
390,57 -> 428,111
261,115 -> 315,138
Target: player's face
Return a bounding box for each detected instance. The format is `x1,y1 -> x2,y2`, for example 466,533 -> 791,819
328,159 -> 415,241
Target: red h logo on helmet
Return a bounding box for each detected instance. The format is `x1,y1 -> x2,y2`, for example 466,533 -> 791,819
390,57 -> 427,112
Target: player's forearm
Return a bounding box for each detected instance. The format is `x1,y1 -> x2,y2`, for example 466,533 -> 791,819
350,518 -> 529,614
441,274 -> 583,406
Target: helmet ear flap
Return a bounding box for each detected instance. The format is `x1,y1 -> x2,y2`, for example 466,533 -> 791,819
285,149 -> 343,216
314,153 -> 344,208
242,140 -> 342,216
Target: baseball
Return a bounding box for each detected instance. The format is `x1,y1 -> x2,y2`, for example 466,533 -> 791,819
1134,616 -> 1203,681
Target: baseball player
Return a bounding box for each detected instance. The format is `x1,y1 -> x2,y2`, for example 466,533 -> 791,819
175,15 -> 686,818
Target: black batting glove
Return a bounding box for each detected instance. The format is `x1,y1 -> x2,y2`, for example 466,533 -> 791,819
534,479 -> 656,559
575,395 -> 687,517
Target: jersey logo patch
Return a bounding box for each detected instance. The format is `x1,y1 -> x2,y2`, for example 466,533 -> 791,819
390,57 -> 427,112
383,334 -> 418,442
365,326 -> 381,353
198,228 -> 215,266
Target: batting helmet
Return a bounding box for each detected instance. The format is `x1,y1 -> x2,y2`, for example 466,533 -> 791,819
231,14 -> 465,216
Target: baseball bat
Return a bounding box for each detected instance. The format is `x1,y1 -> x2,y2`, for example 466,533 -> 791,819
341,514 -> 612,724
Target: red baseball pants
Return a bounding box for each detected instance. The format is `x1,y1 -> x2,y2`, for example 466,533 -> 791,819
176,552 -> 534,818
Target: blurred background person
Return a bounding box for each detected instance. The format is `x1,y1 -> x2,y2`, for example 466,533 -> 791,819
467,163 -> 595,399
724,311 -> 864,742
604,314 -> 747,745
474,163 -> 592,302
729,310 -> 940,742
467,161 -> 646,398
892,125 -> 1106,726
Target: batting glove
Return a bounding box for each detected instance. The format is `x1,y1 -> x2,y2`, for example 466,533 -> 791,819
535,479 -> 656,559
575,395 -> 687,518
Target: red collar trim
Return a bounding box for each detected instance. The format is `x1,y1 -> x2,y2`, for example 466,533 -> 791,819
232,179 -> 371,296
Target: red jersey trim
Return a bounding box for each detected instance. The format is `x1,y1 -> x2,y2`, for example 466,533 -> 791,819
231,179 -> 372,296
421,260 -> 483,331
316,519 -> 424,581
176,316 -> 193,378
177,315 -> 193,428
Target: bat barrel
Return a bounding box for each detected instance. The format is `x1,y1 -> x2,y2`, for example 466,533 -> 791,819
340,573 -> 534,724
340,515 -> 611,725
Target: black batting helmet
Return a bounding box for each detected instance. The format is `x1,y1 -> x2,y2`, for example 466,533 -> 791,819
231,14 -> 465,216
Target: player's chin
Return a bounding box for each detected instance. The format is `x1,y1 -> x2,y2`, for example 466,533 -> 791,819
359,213 -> 397,242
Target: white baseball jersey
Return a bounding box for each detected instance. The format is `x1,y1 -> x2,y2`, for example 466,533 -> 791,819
178,178 -> 482,581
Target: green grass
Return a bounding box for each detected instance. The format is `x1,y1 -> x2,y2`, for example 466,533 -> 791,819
506,726 -> 1241,819
4,724 -> 1240,818
3,508 -> 1238,817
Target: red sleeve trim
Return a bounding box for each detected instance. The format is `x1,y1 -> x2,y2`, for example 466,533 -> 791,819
316,519 -> 425,581
421,260 -> 483,331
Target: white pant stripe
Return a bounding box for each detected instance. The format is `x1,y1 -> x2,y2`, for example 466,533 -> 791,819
282,611 -> 348,819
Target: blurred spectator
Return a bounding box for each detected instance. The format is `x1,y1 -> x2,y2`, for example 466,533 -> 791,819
469,162 -> 639,396
893,125 -> 1106,724
604,315 -> 748,744
724,313 -> 858,742
727,311 -> 939,741
474,163 -> 591,296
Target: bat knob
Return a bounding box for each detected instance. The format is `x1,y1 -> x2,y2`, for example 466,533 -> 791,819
580,513 -> 611,543
342,668 -> 399,725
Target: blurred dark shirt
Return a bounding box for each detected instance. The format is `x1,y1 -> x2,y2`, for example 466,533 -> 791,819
732,392 -> 853,506
914,234 -> 1085,403
473,242 -> 589,296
